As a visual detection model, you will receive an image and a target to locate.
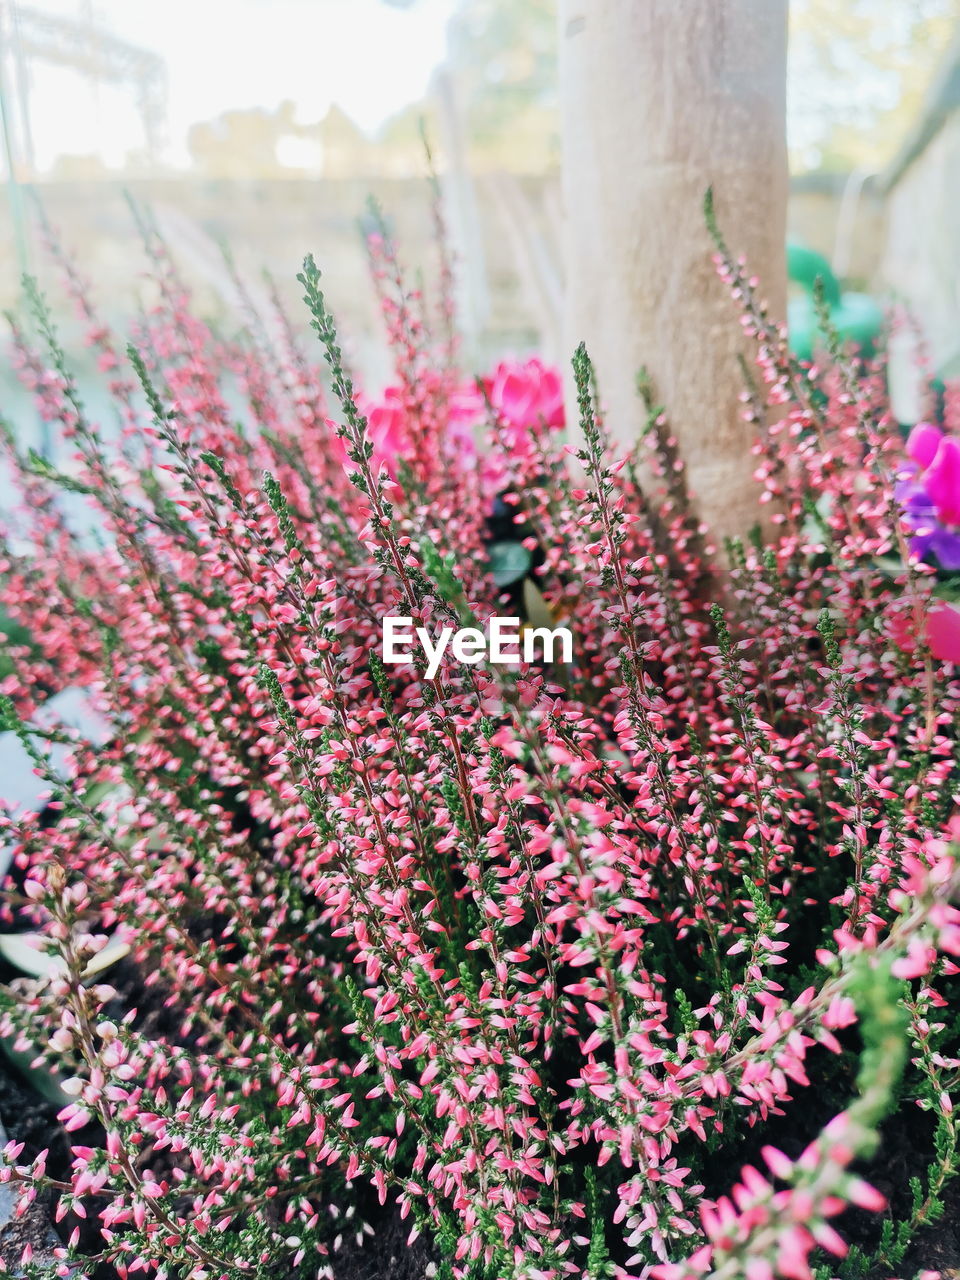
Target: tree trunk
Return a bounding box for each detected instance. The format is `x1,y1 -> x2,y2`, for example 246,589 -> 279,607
559,0 -> 789,544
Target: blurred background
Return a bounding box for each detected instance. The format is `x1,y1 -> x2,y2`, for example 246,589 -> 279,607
0,0 -> 958,394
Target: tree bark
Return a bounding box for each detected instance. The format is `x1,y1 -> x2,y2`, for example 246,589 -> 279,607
559,0 -> 789,544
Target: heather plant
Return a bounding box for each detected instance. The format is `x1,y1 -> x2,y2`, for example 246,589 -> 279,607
0,199 -> 959,1280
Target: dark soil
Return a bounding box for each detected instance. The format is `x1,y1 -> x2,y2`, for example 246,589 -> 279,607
0,1192 -> 61,1272
0,1068 -> 68,1271
328,1208 -> 436,1280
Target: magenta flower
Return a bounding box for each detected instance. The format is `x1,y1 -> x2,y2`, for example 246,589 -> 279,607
924,435 -> 960,526
364,386 -> 409,468
445,384 -> 487,450
891,598 -> 960,663
927,599 -> 960,663
906,421 -> 943,469
360,359 -> 566,494
486,357 -> 565,438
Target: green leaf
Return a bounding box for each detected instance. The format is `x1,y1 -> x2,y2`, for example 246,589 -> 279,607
874,556 -> 906,577
0,933 -> 65,980
487,541 -> 532,588
82,939 -> 131,978
0,932 -> 129,980
0,1035 -> 74,1106
522,579 -> 554,631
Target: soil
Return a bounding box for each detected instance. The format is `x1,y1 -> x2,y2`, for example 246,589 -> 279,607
329,1209 -> 436,1280
0,1070 -> 68,1272
0,1190 -> 62,1273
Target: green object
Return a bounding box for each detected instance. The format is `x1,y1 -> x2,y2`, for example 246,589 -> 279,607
787,242 -> 841,308
787,241 -> 884,360
487,540 -> 532,588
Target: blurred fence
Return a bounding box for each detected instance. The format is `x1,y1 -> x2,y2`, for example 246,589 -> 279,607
0,171 -> 890,402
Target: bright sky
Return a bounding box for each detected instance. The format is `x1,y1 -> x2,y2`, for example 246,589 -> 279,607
15,0 -> 454,170
8,0 -> 949,175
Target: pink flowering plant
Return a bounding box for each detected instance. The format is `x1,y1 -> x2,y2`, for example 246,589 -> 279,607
0,197 -> 959,1280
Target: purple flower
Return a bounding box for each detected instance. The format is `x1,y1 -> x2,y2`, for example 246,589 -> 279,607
897,474 -> 960,569
898,425 -> 960,569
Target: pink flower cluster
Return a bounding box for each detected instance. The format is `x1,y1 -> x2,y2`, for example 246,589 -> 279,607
0,214 -> 957,1280
362,355 -> 564,495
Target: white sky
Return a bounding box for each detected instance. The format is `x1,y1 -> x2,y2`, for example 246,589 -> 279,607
5,0 -> 946,174
10,0 -> 454,170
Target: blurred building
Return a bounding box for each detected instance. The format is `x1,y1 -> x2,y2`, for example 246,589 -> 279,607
881,26 -> 960,384
0,0 -> 957,399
